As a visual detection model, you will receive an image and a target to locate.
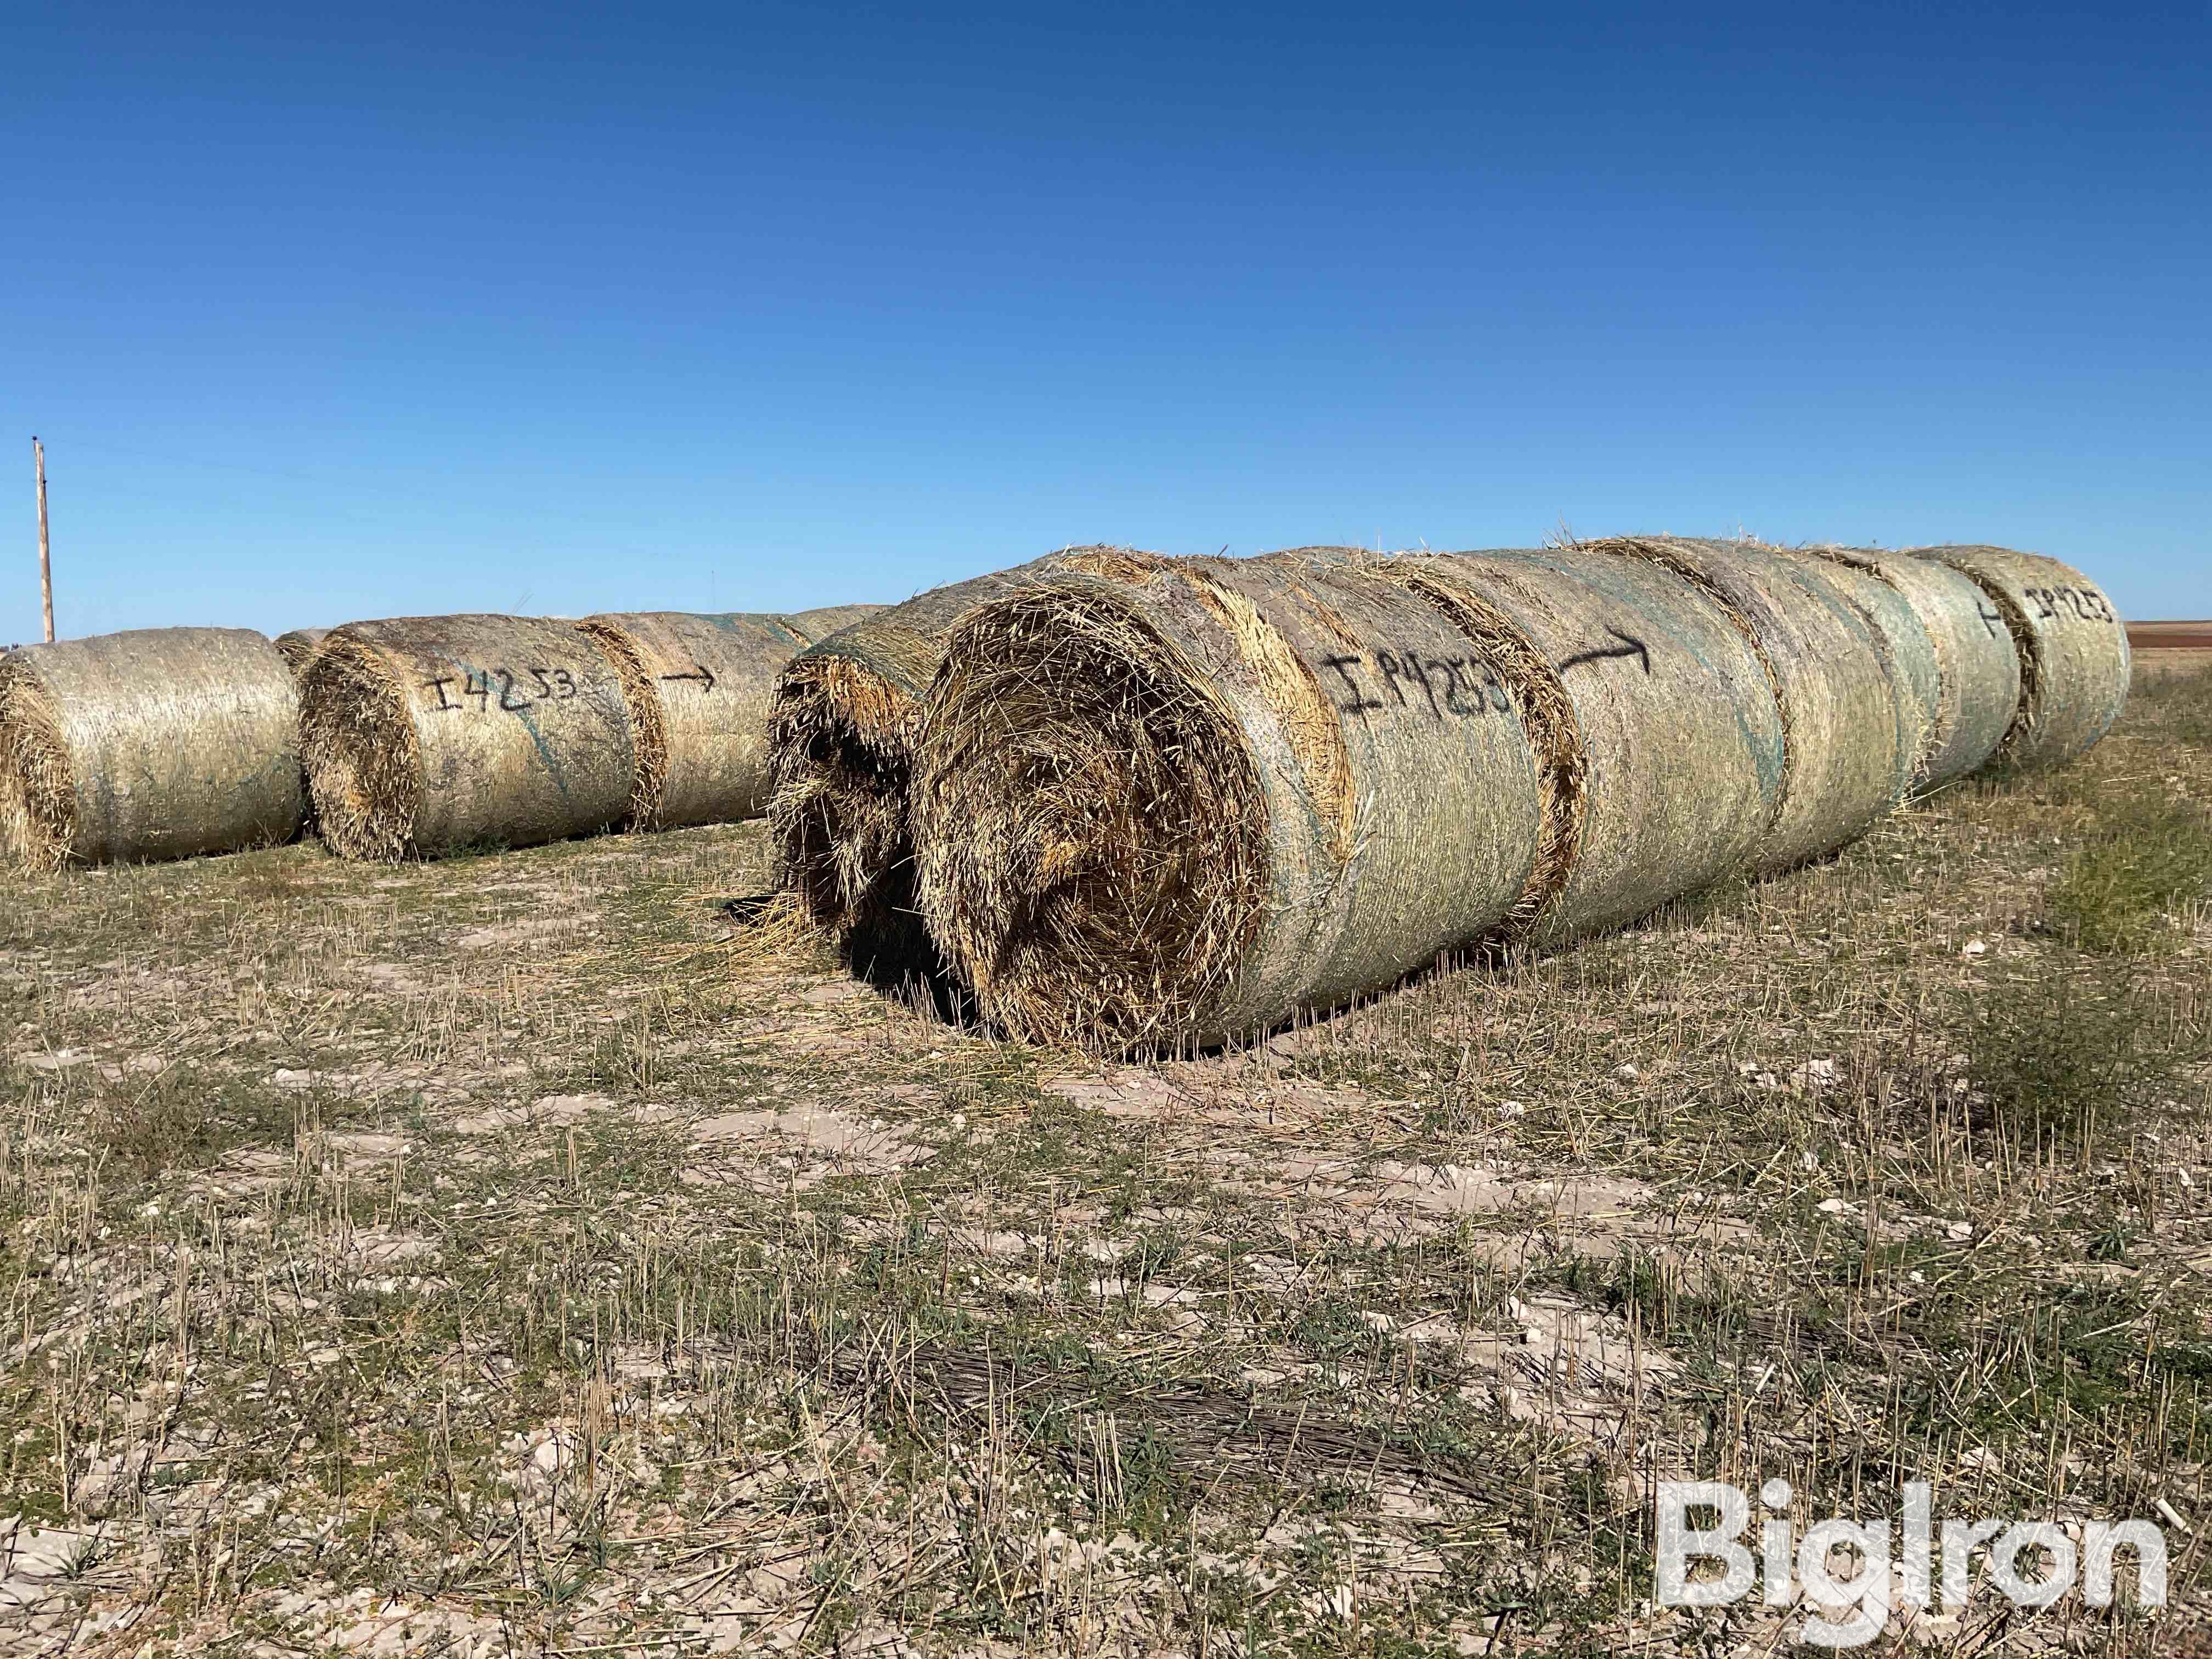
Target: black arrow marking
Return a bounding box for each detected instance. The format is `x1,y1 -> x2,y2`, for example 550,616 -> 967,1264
1556,628 -> 1651,676
659,664 -> 718,692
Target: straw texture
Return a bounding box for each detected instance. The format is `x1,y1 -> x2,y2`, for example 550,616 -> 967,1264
912,554 -> 1544,1051
0,627 -> 305,872
576,610 -> 853,832
273,629 -> 330,678
767,550 -> 1122,964
1798,548 -> 2021,790
783,605 -> 888,644
301,614 -> 634,861
1379,546 -> 1785,942
1914,544 -> 2130,770
1585,537 -> 1923,875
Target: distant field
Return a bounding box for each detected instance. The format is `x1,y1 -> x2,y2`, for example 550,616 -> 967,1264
2129,621 -> 2212,650
2132,619 -> 2212,679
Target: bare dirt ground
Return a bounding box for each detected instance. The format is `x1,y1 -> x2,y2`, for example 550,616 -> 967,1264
3,663 -> 2209,1656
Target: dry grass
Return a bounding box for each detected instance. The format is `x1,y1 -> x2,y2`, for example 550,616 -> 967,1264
297,630 -> 422,861
1,659 -> 2207,1654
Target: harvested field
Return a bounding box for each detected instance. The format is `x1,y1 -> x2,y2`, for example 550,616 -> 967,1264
2132,621 -> 2212,681
2130,621 -> 2212,652
2,656 -> 2205,1654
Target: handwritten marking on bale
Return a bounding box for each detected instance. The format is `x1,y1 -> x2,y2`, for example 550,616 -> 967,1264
1798,548 -> 2021,791
1380,546 -> 1785,943
1913,544 -> 2129,770
575,609 -> 883,832
1585,537 -> 1923,876
765,549 -> 1137,968
0,628 -> 304,872
301,614 -> 634,862
912,557 -> 1544,1051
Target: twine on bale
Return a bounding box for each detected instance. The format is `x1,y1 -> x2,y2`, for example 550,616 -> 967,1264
575,607 -> 884,832
1379,546 -> 1786,943
1796,548 -> 2021,791
1583,535 -> 1924,876
301,614 -> 635,861
912,554 -> 1545,1052
1913,545 -> 2130,770
0,628 -> 305,872
766,550 -> 1134,970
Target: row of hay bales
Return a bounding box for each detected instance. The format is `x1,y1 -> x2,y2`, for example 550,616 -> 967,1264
768,539 -> 2131,1051
0,605 -> 881,872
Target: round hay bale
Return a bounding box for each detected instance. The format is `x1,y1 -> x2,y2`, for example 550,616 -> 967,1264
781,604 -> 888,644
273,628 -> 330,678
0,628 -> 304,872
767,549 -> 1140,966
1912,544 -> 2130,769
1584,536 -> 1922,875
575,610 -> 830,831
912,554 -> 1545,1051
1797,548 -> 2021,790
1376,545 -> 1786,943
301,614 -> 634,861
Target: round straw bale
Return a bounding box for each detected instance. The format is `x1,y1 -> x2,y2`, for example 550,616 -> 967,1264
0,628 -> 304,872
912,554 -> 1545,1051
1584,537 -> 1922,875
301,614 -> 634,861
576,610 -> 835,831
274,628 -> 329,677
1375,546 -> 1786,943
767,550 -> 1137,964
1912,544 -> 2129,770
1797,548 -> 2021,790
781,604 -> 887,644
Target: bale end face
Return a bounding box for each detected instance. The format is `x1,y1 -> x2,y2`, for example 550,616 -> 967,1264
766,653 -> 923,941
298,634 -> 424,862
912,585 -> 1269,1052
0,656 -> 77,873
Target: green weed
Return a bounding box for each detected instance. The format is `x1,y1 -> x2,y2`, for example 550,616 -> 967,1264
2042,784 -> 2212,953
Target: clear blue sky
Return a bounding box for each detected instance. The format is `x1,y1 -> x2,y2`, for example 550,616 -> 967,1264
4,1 -> 2206,644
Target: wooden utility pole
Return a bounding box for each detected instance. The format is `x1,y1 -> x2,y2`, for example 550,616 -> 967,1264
33,436 -> 53,642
